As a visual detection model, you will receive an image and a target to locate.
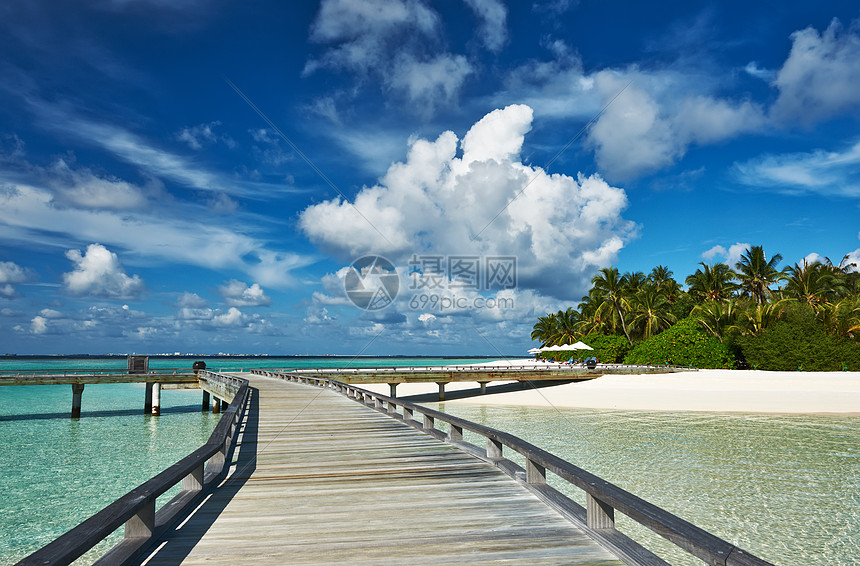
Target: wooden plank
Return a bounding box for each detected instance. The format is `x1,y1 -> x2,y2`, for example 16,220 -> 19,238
141,376 -> 625,566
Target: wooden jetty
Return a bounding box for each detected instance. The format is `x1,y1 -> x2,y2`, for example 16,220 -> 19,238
255,363 -> 689,399
0,362 -> 689,414
18,370 -> 773,566
0,363 -> 232,417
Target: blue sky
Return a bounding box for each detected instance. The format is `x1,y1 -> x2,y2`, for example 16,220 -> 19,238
1,0 -> 859,355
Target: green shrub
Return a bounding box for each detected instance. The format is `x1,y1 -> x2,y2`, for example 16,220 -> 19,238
623,317 -> 734,368
536,334 -> 631,363
581,334 -> 632,364
738,303 -> 860,370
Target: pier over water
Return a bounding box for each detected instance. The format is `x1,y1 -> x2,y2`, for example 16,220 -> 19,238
17,370 -> 773,566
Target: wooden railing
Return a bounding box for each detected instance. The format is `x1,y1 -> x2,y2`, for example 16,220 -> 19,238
254,369 -> 771,566
0,367 -> 248,378
17,372 -> 248,566
257,363 -> 694,374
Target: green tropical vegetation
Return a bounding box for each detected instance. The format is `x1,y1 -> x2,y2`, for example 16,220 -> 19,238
531,248 -> 860,370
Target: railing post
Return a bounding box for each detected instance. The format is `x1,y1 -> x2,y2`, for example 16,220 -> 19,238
423,414 -> 435,431
403,406 -> 413,422
125,499 -> 155,539
487,437 -> 503,460
586,493 -> 615,529
450,423 -> 463,442
526,458 -> 546,484
182,464 -> 205,492
388,400 -> 397,414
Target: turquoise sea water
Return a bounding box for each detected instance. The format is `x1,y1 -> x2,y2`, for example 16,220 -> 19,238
0,356 -> 498,564
3,357 -> 859,565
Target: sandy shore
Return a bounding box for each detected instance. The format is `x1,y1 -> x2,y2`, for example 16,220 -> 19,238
358,360 -> 860,415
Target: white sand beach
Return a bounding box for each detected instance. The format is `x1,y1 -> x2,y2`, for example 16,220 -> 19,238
360,360 -> 860,414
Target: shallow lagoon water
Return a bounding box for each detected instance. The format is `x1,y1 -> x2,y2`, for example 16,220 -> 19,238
0,356 -> 497,564
433,403 -> 860,566
1,383 -> 220,564
3,358 -> 858,565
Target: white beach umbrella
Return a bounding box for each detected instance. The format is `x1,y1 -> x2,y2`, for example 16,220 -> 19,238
540,343 -> 592,352
527,348 -> 541,354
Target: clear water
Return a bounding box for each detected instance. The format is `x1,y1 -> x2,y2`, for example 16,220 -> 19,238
0,356 -> 498,564
4,358 -> 858,565
433,403 -> 860,566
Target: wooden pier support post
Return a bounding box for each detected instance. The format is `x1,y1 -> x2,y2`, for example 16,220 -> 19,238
202,390 -> 210,412
71,384 -> 84,418
389,383 -> 397,398
437,382 -> 446,401
212,397 -> 221,414
479,381 -> 489,394
221,399 -> 228,411
151,383 -> 161,416
144,382 -> 153,413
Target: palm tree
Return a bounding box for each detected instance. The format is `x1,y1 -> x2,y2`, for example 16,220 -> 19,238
649,265 -> 682,303
531,308 -> 583,347
591,267 -> 633,344
822,255 -> 858,298
818,297 -> 860,339
734,245 -> 786,304
622,271 -> 647,295
692,300 -> 742,341
530,314 -> 557,346
550,307 -> 583,345
783,261 -> 836,309
685,262 -> 738,302
738,298 -> 789,336
629,284 -> 676,340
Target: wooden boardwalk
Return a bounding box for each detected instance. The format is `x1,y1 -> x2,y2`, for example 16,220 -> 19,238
141,374 -> 623,565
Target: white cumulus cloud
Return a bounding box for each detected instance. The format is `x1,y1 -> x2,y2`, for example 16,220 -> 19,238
31,315 -> 48,334
771,19 -> 860,124
63,243 -> 145,299
218,279 -> 271,307
0,261 -> 28,298
304,0 -> 473,112
300,104 -> 636,300
463,0 -> 507,52
701,242 -> 750,267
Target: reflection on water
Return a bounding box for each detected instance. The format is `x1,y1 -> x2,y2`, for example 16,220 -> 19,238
434,403 -> 860,566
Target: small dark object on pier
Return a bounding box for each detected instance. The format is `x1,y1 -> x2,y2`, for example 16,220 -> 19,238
192,360 -> 207,373
586,357 -> 597,370
127,355 -> 149,375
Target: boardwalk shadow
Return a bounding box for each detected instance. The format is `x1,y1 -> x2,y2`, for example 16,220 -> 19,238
0,405 -> 203,421
143,388 -> 260,565
398,379 -> 575,403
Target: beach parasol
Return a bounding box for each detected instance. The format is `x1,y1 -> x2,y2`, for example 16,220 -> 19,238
527,348 -> 541,354
538,342 -> 593,352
